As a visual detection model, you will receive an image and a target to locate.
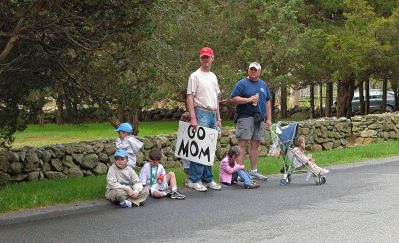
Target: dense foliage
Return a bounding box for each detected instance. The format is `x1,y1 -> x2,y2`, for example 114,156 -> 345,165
1,0 -> 398,149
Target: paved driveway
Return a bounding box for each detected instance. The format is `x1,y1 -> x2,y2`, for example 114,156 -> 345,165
1,157 -> 398,242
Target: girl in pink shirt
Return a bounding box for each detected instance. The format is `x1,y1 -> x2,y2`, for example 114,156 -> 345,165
292,136 -> 329,175
219,146 -> 260,189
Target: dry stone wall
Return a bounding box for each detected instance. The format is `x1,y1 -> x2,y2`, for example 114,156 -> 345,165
351,113 -> 399,145
1,112 -> 398,186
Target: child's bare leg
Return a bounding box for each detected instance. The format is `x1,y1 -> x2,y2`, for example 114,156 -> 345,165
166,172 -> 186,199
307,162 -> 322,174
151,189 -> 166,198
166,172 -> 177,189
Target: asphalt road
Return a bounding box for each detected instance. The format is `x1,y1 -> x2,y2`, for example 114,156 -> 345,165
1,157 -> 399,243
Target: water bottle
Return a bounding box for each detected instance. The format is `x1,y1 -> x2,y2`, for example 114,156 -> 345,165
252,93 -> 259,106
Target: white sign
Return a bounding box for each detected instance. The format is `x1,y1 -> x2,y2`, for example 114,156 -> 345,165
174,121 -> 219,166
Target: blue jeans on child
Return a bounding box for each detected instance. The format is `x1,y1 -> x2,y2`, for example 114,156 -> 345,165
232,170 -> 253,188
189,107 -> 218,183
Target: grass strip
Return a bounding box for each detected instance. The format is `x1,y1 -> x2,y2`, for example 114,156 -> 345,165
0,175 -> 106,213
1,139 -> 398,213
12,120 -> 237,148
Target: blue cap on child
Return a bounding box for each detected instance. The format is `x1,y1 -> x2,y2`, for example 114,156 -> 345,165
113,149 -> 128,158
115,123 -> 133,133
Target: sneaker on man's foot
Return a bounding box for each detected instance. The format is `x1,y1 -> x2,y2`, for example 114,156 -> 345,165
204,181 -> 222,190
187,181 -> 207,192
249,170 -> 268,181
171,191 -> 186,200
119,200 -> 132,208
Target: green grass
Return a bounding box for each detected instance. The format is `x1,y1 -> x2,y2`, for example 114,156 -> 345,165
1,139 -> 398,213
13,121 -> 237,148
0,175 -> 106,213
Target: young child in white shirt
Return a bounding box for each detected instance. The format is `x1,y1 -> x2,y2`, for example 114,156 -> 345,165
115,122 -> 143,168
139,148 -> 186,200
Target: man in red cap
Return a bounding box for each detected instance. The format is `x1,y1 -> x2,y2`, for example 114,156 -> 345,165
186,47 -> 222,191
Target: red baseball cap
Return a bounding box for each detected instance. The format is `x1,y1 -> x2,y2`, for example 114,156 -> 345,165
199,47 -> 214,57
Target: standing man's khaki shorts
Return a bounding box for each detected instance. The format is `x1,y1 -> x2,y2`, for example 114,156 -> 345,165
236,117 -> 265,141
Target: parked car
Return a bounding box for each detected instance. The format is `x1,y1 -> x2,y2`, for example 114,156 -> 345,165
330,89 -> 396,115
352,89 -> 396,113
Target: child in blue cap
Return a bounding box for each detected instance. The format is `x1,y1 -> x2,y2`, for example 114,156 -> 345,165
105,149 -> 149,208
115,122 -> 143,168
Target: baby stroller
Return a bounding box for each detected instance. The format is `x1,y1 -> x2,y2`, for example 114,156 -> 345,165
269,122 -> 327,186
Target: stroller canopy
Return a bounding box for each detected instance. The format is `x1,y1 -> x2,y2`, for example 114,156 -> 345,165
277,122 -> 299,149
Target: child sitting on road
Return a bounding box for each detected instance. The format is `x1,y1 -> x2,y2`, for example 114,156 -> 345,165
105,149 -> 149,208
219,146 -> 260,189
139,148 -> 186,200
292,135 -> 329,175
115,122 -> 143,168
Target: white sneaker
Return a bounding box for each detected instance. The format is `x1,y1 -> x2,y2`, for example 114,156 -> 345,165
187,181 -> 207,192
204,181 -> 222,190
248,170 -> 268,181
321,169 -> 330,175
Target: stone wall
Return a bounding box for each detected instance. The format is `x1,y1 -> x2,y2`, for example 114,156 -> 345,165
351,113 -> 399,145
1,112 -> 398,186
297,117 -> 351,151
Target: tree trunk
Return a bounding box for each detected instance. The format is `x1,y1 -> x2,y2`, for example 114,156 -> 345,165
220,99 -> 236,120
56,97 -> 64,125
280,83 -> 287,118
336,81 -> 342,116
129,112 -> 140,136
38,109 -> 44,126
365,79 -> 370,114
336,77 -> 354,118
319,83 -> 323,117
309,85 -> 315,119
181,89 -> 188,110
271,91 -> 276,119
391,79 -> 398,111
359,81 -> 365,115
346,78 -> 355,118
381,77 -> 387,113
112,108 -> 141,136
325,82 -> 333,117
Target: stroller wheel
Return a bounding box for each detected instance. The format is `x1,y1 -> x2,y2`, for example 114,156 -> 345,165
280,178 -> 288,186
315,177 -> 322,185
321,176 -> 326,184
